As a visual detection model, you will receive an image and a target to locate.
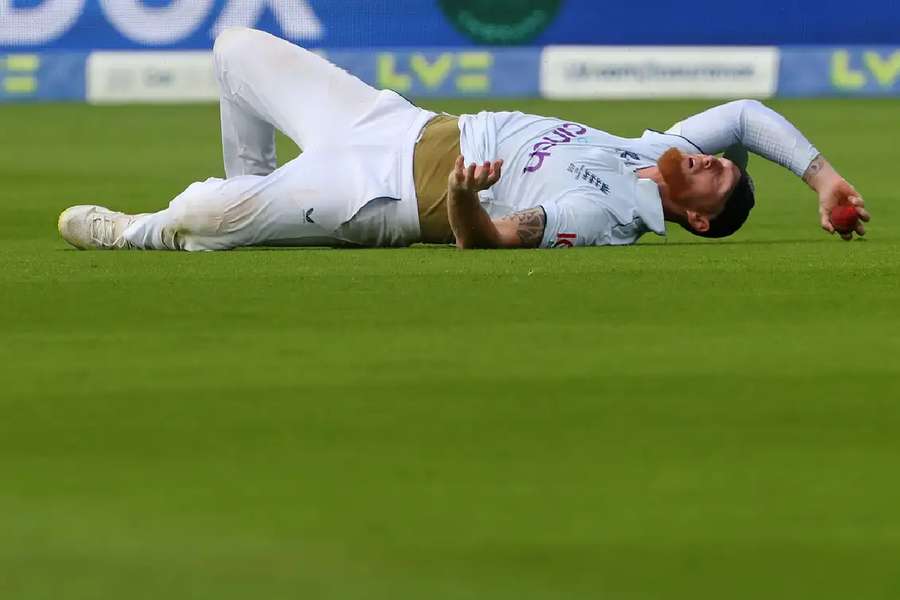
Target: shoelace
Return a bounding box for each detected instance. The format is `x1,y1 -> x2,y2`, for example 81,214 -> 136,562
89,213 -> 126,248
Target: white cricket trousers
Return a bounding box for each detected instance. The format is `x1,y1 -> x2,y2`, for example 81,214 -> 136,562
124,28 -> 434,250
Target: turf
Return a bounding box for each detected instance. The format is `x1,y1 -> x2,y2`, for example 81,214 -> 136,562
1,99 -> 899,599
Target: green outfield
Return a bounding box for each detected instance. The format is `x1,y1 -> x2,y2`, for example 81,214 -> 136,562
1,99 -> 899,599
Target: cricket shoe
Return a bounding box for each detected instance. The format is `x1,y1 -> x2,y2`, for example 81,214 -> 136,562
58,205 -> 143,250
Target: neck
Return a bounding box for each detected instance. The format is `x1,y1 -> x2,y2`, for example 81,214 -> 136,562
636,165 -> 685,224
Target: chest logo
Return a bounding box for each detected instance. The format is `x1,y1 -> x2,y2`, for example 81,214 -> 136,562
523,123 -> 588,173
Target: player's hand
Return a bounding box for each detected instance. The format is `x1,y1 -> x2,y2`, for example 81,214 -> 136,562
449,156 -> 503,194
816,175 -> 869,241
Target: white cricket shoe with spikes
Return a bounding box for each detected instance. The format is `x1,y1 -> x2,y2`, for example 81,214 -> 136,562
58,206 -> 143,250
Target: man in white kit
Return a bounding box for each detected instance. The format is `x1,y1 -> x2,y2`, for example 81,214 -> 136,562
58,28 -> 869,251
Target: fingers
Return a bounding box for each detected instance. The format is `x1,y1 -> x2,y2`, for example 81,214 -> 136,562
474,161 -> 491,187
453,158 -> 504,191
849,195 -> 871,222
451,155 -> 466,184
474,160 -> 503,186
819,210 -> 835,234
820,208 -> 867,240
818,180 -> 869,240
489,159 -> 504,185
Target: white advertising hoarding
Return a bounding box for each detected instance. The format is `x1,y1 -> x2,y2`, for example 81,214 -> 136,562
541,46 -> 779,99
87,51 -> 218,103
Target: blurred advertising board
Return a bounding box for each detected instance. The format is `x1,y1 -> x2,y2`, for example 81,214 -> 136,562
0,52 -> 86,101
4,46 -> 900,102
87,51 -> 218,103
83,48 -> 540,103
326,49 -> 540,98
1,0 -> 898,51
779,47 -> 900,97
540,46 -> 779,100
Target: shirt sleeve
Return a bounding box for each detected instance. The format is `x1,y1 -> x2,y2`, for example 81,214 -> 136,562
666,99 -> 820,177
539,195 -> 615,248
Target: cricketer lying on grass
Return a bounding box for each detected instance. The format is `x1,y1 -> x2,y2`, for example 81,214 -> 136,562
58,28 -> 870,251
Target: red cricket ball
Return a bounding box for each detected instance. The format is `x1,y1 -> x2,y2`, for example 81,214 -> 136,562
830,204 -> 859,234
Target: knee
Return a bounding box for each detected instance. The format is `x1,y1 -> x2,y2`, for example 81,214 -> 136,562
168,186 -> 224,237
213,27 -> 259,65
214,28 -> 253,92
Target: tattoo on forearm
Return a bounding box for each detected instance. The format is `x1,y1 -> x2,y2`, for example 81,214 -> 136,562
803,154 -> 825,183
499,207 -> 546,247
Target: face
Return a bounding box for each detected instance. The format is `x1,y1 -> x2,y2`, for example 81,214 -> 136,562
658,148 -> 742,219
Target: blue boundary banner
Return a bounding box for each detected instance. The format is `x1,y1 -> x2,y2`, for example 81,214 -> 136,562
325,48 -> 540,98
779,47 -> 900,97
4,46 -> 900,103
81,48 -> 542,103
0,52 -> 87,101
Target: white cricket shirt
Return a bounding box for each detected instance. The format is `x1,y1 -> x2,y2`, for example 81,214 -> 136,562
458,102 -> 821,248
458,111 -> 699,247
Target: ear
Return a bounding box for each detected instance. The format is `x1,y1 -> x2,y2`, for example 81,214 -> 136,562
686,210 -> 710,233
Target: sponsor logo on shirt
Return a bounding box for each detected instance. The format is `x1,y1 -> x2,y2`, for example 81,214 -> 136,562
523,122 -> 588,173
552,232 -> 577,248
567,163 -> 611,194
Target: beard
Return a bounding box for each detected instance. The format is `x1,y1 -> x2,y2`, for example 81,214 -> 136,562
657,147 -> 691,201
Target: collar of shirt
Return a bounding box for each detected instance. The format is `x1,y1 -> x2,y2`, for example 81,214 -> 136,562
591,147 -> 667,238
633,178 -> 667,236
609,154 -> 666,237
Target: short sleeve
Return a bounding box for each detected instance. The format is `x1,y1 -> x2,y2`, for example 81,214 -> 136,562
539,195 -> 615,248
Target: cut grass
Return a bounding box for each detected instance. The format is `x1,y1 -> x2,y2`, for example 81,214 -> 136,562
1,99 -> 899,599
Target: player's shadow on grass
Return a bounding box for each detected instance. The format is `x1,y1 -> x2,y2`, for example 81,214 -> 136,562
642,238 -> 866,246
56,238 -> 866,251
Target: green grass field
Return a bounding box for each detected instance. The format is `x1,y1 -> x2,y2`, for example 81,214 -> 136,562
2,98 -> 899,599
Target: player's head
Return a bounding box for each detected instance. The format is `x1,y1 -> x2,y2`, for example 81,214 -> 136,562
657,147 -> 755,238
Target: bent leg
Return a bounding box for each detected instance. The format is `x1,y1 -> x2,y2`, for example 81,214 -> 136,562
214,27 -> 389,177
123,179 -> 344,251
219,94 -> 277,178
122,149 -> 416,251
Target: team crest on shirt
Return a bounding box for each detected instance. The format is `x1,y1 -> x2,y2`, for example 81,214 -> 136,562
617,149 -> 642,167
567,163 -> 611,194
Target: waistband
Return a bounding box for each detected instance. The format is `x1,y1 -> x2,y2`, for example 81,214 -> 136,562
413,114 -> 461,244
